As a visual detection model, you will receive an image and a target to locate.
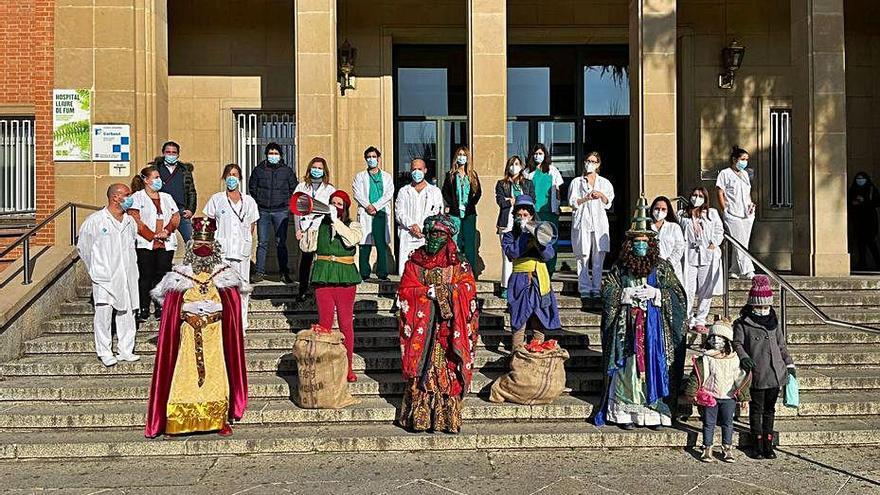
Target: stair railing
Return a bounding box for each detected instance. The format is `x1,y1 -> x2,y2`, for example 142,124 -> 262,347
721,233 -> 880,338
0,202 -> 100,285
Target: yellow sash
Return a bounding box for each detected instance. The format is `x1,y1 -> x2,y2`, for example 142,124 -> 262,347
512,257 -> 551,296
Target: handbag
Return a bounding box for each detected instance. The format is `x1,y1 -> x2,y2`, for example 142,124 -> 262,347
784,373 -> 800,408
299,228 -> 318,253
692,356 -> 717,408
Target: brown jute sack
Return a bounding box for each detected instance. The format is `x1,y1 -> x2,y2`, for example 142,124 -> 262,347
292,327 -> 359,409
490,344 -> 569,405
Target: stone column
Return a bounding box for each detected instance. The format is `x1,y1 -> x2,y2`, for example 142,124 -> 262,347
790,0 -> 849,275
294,0 -> 337,172
629,0 -> 677,204
468,0 -> 507,280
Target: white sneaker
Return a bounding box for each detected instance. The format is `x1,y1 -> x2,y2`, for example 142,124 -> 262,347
744,272 -> 755,280
116,353 -> 140,362
100,355 -> 118,367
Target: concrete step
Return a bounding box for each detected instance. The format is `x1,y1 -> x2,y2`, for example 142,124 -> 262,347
2,416 -> 878,459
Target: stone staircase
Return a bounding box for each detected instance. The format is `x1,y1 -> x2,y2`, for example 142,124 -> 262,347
1,276 -> 880,459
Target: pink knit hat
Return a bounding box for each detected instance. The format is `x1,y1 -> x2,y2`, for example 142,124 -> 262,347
747,275 -> 773,306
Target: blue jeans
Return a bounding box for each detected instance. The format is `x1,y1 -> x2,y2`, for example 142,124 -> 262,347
256,209 -> 290,275
702,398 -> 736,446
178,217 -> 193,243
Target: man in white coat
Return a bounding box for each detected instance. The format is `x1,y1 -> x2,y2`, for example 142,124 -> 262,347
353,146 -> 394,280
394,158 -> 444,275
77,183 -> 140,366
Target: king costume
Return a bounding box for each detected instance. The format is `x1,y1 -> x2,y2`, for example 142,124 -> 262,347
145,217 -> 250,438
595,197 -> 688,429
396,214 -> 479,433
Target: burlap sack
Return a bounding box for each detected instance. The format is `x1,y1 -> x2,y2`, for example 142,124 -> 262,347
292,327 -> 359,409
490,344 -> 569,405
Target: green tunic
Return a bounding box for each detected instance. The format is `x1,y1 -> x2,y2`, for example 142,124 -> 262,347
311,223 -> 362,285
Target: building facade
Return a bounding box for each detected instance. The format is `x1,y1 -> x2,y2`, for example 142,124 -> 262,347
2,0 -> 878,278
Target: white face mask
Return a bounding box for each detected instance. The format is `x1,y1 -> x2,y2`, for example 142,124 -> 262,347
457,155 -> 467,166
708,335 -> 726,350
653,209 -> 667,221
691,196 -> 705,207
509,164 -> 522,176
534,153 -> 544,164
586,162 -> 598,174
752,307 -> 771,317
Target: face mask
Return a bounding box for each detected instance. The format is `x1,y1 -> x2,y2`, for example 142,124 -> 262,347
534,153 -> 545,164
310,167 -> 324,179
517,217 -> 530,229
456,155 -> 467,166
149,178 -> 163,191
736,160 -> 748,170
586,162 -> 597,174
425,235 -> 446,255
708,335 -> 726,350
509,164 -> 522,176
691,196 -> 705,208
225,176 -> 240,190
335,206 -> 345,219
752,307 -> 771,317
856,178 -> 868,187
193,245 -> 213,257
411,170 -> 425,183
267,155 -> 281,165
366,157 -> 379,168
653,209 -> 667,221
632,240 -> 648,257
120,196 -> 134,210
164,155 -> 178,165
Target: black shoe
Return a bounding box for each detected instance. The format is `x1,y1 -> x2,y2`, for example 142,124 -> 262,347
377,275 -> 390,281
280,273 -> 293,284
750,435 -> 765,459
618,423 -> 635,431
137,309 -> 150,324
763,434 -> 777,459
295,293 -> 309,303
648,424 -> 663,431
154,307 -> 162,320
251,273 -> 265,283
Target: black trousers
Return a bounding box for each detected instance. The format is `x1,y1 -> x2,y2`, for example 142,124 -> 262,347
298,251 -> 315,295
136,248 -> 174,312
749,387 -> 780,435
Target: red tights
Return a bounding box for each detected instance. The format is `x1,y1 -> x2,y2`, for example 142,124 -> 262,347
315,285 -> 357,380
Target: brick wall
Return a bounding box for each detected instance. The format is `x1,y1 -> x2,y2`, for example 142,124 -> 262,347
0,1 -> 55,245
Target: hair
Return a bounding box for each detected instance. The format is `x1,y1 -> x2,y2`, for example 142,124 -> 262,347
304,156 -> 330,185
161,141 -> 180,154
687,186 -> 711,216
264,142 -> 283,156
618,237 -> 661,278
650,196 -> 679,224
131,165 -> 159,193
363,146 -> 381,159
106,183 -> 127,199
450,146 -> 479,193
527,143 -> 552,174
222,163 -> 242,179
730,145 -> 749,164
584,151 -> 602,174
703,335 -> 734,355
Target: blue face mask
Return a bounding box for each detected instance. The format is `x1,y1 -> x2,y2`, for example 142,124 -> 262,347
534,153 -> 545,164
120,196 -> 134,210
310,167 -> 325,179
411,170 -> 425,183
457,155 -> 467,166
150,178 -> 163,192
366,157 -> 379,168
736,160 -> 748,170
164,154 -> 178,165
856,177 -> 868,187
267,155 -> 281,165
226,176 -> 240,190
632,240 -> 648,257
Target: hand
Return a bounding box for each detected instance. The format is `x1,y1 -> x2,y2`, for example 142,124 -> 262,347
787,366 -> 797,378
509,197 -> 515,206
366,205 -> 377,215
708,243 -> 716,251
740,357 -> 756,371
410,225 -> 422,238
183,210 -> 193,219
427,285 -> 437,300
154,230 -> 167,240
295,231 -> 303,241
590,191 -> 601,200
634,286 -> 659,301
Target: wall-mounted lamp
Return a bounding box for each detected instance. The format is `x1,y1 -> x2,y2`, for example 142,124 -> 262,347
718,40 -> 745,89
338,39 -> 357,96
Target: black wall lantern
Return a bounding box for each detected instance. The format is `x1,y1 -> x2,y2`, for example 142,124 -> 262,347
718,40 -> 745,89
338,39 -> 357,95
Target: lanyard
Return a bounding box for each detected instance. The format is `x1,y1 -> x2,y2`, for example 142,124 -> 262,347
226,193 -> 246,223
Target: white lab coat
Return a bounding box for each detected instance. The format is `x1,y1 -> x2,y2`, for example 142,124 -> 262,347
203,191 -> 260,261
294,181 -> 336,232
130,190 -> 179,251
651,220 -> 685,285
680,208 -> 725,296
394,182 -> 444,274
352,169 -> 394,245
523,165 -> 564,214
716,167 -> 755,276
568,174 -> 615,254
77,208 -> 139,311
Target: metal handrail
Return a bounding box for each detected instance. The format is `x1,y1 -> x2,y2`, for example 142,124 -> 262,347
1,202 -> 100,285
721,232 -> 880,336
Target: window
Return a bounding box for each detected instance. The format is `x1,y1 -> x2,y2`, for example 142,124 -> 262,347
233,111 -> 295,188
507,67 -> 550,116
584,65 -> 629,116
398,68 -> 449,116
769,108 -> 792,208
0,116 -> 36,213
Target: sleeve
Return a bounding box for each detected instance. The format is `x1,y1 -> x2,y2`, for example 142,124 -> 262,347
163,194 -> 179,215
733,321 -> 751,361
552,167 -> 564,187
352,173 -> 369,207
710,209 -> 724,245
203,195 -> 217,218
602,177 -> 615,210
670,224 -> 686,263
165,212 -> 181,234
333,218 -> 363,247
246,198 -> 260,224
777,325 -> 795,367
248,167 -> 258,196
495,181 -> 508,208
441,174 -> 453,210
715,169 -> 727,190
501,232 -> 519,261
471,173 -> 482,206
568,178 -> 581,209
375,172 -> 395,211
76,218 -> 95,269
525,180 -> 536,201
432,188 -> 445,215
185,168 -> 197,213
288,168 -> 297,196
128,209 -> 155,241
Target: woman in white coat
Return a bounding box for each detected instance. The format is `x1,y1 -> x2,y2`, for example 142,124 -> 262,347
352,146 -> 394,280
568,152 -> 614,298
649,196 -> 685,285
680,187 -> 725,334
716,146 -> 755,279
203,164 -> 260,330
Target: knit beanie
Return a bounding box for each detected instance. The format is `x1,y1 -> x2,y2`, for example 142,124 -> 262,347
747,274 -> 773,306
708,318 -> 733,342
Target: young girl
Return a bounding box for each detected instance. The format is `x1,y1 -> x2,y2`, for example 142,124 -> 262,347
568,152 -> 614,299
734,275 -> 796,460
495,155 -> 535,299
679,187 -> 724,333
685,318 -> 750,463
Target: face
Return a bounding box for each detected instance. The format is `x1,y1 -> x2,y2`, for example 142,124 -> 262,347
653,202 -> 667,215
585,155 -> 600,172
425,231 -> 448,254
410,160 -> 426,174
113,185 -> 132,205
145,170 -> 160,182
738,153 -> 750,162
163,146 -> 179,158
310,161 -> 325,171
515,208 -> 533,222
224,168 -> 241,180
365,150 -> 380,166
631,236 -> 649,257
192,240 -> 213,257
534,150 -> 545,160
330,197 -> 345,209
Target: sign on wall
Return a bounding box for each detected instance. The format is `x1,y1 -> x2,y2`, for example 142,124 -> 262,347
92,124 -> 130,162
52,89 -> 92,161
